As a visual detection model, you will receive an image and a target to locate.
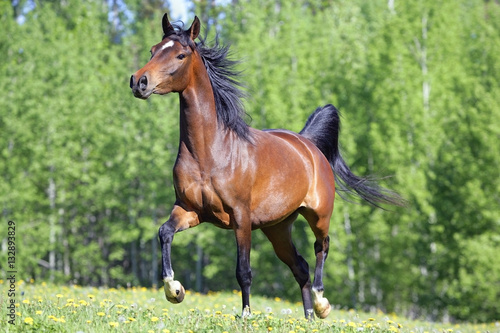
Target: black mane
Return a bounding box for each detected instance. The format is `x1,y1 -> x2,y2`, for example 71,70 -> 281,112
166,24 -> 252,141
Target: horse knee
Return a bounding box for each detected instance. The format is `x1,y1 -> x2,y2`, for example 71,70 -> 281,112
236,266 -> 252,287
158,222 -> 174,240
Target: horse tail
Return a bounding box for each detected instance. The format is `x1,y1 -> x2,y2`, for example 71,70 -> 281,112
299,104 -> 406,208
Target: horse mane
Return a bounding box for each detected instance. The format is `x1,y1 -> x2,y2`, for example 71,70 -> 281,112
165,24 -> 252,141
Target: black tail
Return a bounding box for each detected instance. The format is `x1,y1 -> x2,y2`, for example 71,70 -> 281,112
300,104 -> 406,208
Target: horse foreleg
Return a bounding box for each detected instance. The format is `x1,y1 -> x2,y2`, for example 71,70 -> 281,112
159,204 -> 200,304
234,222 -> 252,317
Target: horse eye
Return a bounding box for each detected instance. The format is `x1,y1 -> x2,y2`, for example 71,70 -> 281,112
177,54 -> 186,60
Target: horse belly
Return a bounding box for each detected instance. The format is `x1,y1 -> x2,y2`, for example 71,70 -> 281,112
249,159 -> 310,228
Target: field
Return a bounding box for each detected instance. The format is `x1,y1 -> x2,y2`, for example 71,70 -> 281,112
1,280 -> 498,332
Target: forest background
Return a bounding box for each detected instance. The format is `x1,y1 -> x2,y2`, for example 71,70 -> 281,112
1,0 -> 499,323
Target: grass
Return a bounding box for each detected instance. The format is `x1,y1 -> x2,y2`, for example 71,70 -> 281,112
0,279 -> 498,332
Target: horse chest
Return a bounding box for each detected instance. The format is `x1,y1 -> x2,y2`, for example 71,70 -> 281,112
173,156 -> 232,227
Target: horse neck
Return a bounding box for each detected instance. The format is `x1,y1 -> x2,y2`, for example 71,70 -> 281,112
178,58 -> 221,163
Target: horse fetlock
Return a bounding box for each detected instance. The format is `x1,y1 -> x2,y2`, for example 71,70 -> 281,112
163,278 -> 185,304
312,289 -> 331,319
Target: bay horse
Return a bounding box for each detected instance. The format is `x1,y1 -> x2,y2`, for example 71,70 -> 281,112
130,14 -> 404,319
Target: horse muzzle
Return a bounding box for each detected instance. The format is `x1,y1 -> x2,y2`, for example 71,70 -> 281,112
130,74 -> 153,99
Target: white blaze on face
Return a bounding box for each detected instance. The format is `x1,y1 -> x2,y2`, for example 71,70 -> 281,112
160,40 -> 175,51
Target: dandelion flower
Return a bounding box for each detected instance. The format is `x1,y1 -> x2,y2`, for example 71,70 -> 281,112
24,317 -> 34,325
22,299 -> 30,304
97,312 -> 106,317
109,322 -> 119,328
56,294 -> 63,298
151,316 -> 159,322
36,311 -> 42,315
88,294 -> 95,299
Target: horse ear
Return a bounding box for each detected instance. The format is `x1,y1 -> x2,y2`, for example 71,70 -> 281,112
187,16 -> 200,41
162,13 -> 174,36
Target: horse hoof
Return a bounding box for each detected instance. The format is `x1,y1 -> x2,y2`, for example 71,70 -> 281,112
314,297 -> 331,319
164,279 -> 185,304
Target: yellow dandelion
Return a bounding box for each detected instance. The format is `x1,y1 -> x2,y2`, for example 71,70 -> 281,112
128,317 -> 136,322
66,298 -> 74,303
88,294 -> 95,299
22,299 -> 30,304
16,312 -> 21,316
56,294 -> 63,298
215,311 -> 222,315
398,323 -> 403,328
79,300 -> 88,306
274,297 -> 282,302
368,318 -> 376,321
109,322 -> 119,328
148,330 -> 154,333
97,312 -> 106,317
87,320 -> 92,324
162,330 -> 170,333
36,311 -> 42,315
24,317 -> 34,325
15,303 -> 19,308
151,316 -> 159,322
59,318 -> 66,323
37,298 -> 43,303
268,327 -> 273,331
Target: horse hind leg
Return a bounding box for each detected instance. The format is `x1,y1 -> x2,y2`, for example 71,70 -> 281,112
301,208 -> 332,319
261,214 -> 315,319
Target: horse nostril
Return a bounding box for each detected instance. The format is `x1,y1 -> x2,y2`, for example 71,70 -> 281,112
130,75 -> 135,89
139,75 -> 148,91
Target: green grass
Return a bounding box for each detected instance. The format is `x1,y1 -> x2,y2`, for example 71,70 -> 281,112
0,279 -> 498,332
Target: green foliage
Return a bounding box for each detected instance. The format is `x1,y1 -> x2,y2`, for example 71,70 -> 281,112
1,0 -> 499,323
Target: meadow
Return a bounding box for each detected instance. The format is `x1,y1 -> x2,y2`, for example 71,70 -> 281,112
1,279 -> 498,333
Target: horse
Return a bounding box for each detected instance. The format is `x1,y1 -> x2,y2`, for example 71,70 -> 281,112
130,14 -> 404,319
